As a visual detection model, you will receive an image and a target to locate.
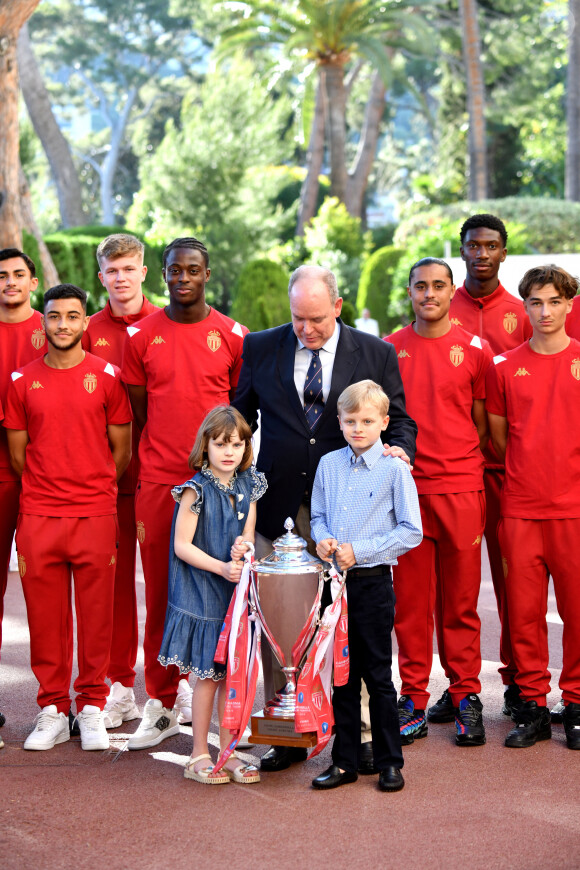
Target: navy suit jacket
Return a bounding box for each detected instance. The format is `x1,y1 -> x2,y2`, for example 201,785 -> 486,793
233,319 -> 417,541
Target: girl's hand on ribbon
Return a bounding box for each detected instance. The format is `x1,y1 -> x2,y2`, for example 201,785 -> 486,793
230,536 -> 251,561
221,560 -> 244,584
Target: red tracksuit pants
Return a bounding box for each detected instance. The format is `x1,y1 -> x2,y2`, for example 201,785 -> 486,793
394,491 -> 484,708
484,468 -> 517,685
16,514 -> 117,714
135,480 -> 183,708
0,480 -> 20,655
498,517 -> 580,705
107,492 -> 138,687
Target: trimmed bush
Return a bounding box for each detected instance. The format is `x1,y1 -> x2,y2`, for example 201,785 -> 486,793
357,246 -> 405,336
230,258 -> 290,332
395,197 -> 580,254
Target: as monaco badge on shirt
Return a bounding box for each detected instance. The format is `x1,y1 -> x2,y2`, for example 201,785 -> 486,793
83,372 -> 97,394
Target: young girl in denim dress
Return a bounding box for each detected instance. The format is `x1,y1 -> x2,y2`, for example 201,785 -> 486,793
158,406 -> 266,784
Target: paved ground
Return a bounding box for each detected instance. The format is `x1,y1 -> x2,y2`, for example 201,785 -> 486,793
1,544 -> 578,870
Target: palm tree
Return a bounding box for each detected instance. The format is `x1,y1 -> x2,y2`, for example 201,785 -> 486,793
215,0 -> 435,229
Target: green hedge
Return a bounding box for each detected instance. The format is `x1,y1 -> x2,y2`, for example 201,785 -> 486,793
230,258 -> 290,332
38,226 -> 166,314
394,198 -> 580,254
357,246 -> 405,336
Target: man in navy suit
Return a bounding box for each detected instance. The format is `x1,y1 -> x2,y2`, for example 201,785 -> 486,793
234,265 -> 417,771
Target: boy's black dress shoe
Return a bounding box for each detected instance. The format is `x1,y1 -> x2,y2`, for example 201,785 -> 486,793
358,741 -> 377,774
311,765 -> 358,790
378,766 -> 405,792
260,745 -> 308,771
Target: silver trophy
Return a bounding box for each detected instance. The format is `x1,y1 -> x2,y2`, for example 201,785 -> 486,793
251,518 -> 324,726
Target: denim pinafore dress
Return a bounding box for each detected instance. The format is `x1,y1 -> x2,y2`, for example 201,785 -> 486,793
158,465 -> 267,680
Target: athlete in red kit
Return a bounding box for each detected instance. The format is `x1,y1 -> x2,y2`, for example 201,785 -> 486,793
427,215 -> 533,725
4,284 -> 132,751
121,237 -> 248,750
83,234 -> 160,730
387,258 -> 492,747
487,264 -> 580,750
0,249 -> 46,730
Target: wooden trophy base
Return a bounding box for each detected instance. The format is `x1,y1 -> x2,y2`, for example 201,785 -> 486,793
250,711 -> 318,748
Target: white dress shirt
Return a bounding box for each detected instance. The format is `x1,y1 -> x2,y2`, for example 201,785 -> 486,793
293,322 -> 341,407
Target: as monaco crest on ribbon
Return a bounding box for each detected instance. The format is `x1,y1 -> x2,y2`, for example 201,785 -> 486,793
449,344 -> 464,367
83,372 -> 97,394
503,312 -> 518,334
572,359 -> 580,381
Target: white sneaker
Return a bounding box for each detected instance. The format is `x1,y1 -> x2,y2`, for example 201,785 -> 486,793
128,699 -> 180,750
24,705 -> 70,751
103,682 -> 141,729
77,705 -> 109,750
173,679 -> 193,725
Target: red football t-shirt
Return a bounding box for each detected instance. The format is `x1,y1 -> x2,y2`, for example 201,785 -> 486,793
450,283 -> 532,355
486,339 -> 580,519
83,296 -> 160,494
122,307 -> 248,484
0,312 -> 46,482
386,324 -> 492,494
4,353 -> 132,517
565,295 -> 580,340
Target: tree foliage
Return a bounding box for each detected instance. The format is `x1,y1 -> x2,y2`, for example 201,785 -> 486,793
127,57 -> 293,310
230,259 -> 290,331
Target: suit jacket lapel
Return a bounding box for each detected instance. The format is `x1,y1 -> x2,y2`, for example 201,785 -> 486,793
277,326 -> 312,435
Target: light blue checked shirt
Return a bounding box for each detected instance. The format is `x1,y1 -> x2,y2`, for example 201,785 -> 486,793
310,439 -> 422,568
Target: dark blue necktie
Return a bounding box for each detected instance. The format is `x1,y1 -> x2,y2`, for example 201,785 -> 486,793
304,349 -> 324,429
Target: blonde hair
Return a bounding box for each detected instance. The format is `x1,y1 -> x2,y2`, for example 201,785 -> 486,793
337,380 -> 390,417
96,234 -> 145,267
188,406 -> 253,471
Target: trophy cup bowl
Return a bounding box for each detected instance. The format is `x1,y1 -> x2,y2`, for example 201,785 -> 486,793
250,518 -> 324,746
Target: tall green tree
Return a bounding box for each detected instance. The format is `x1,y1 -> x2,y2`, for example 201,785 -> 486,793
215,0 -> 435,228
28,0 -> 197,225
127,57 -> 293,310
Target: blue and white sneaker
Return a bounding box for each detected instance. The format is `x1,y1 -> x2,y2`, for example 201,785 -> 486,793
398,695 -> 428,745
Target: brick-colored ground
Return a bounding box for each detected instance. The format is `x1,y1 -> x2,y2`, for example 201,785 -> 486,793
1,544 -> 577,870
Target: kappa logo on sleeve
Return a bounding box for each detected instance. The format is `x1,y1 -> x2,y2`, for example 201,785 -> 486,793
31,328 -> 45,349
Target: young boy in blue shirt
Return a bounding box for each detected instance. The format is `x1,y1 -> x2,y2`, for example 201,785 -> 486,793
310,380 -> 422,792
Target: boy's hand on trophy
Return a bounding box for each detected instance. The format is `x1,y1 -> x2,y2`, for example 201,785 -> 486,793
335,543 -> 355,570
316,538 -> 339,561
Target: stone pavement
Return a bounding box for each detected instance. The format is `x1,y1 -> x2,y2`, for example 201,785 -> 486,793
1,545 -> 578,870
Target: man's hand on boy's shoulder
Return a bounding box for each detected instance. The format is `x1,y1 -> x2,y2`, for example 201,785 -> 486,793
382,443 -> 412,469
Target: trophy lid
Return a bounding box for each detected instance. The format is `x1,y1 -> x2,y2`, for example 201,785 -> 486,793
252,518 -> 324,575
